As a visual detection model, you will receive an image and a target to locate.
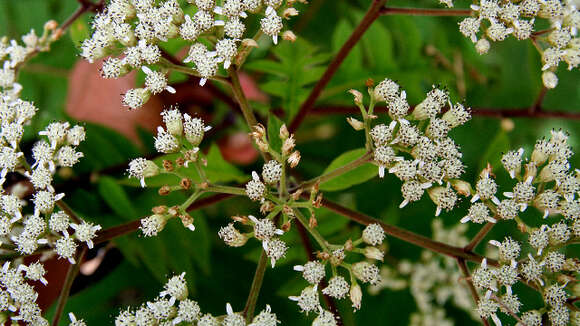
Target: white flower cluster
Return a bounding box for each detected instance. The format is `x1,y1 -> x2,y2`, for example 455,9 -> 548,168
369,220 -> 478,325
0,24 -> 100,326
369,78 -> 472,216
450,130 -> 580,325
289,223 -> 386,321
453,0 -> 580,89
130,108 -> 212,236
0,28 -> 100,265
0,261 -> 51,325
115,273 -> 280,326
83,0 -> 306,109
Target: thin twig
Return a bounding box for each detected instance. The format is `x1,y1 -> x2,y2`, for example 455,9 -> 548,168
321,198 -> 497,265
57,0 -> 104,35
457,258 -> 491,326
242,250 -> 269,322
93,193 -> 234,245
490,293 -> 527,326
51,247 -> 87,326
289,0 -> 388,132
464,222 -> 495,252
529,86 -> 547,114
228,67 -> 271,162
380,6 -> 472,16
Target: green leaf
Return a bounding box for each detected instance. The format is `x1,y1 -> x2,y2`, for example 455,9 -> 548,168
267,114 -> 284,154
97,176 -> 138,220
319,148 -> 377,192
246,38 -> 330,120
202,144 -> 246,183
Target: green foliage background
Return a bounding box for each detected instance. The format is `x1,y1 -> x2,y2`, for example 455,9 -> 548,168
1,0 -> 579,324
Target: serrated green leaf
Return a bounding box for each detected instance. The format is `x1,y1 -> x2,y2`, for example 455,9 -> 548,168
319,148 -> 377,192
249,38 -> 329,121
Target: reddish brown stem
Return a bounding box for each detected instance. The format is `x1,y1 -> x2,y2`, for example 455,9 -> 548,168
58,0 -> 104,33
51,247 -> 87,326
529,86 -> 547,114
321,198 -> 496,265
93,193 -> 234,245
380,7 -> 472,16
457,258 -> 490,326
289,0 -> 388,132
464,222 -> 495,252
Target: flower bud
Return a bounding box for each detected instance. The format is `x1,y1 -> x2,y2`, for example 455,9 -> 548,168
256,139 -> 269,152
282,135 -> 295,155
242,38 -> 259,48
451,179 -> 473,196
346,117 -> 365,131
283,8 -> 299,18
542,71 -> 558,89
282,31 -> 297,42
279,124 -> 289,140
348,89 -> 364,106
288,151 -> 301,168
364,247 -> 384,261
350,283 -> 362,311
180,213 -> 195,231
475,38 -> 490,54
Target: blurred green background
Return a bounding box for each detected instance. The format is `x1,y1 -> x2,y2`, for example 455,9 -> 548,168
1,0 -> 579,324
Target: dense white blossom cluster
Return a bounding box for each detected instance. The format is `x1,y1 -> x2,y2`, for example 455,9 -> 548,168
114,272 -> 280,325
368,78 -> 472,216
0,25 -> 99,326
460,130 -> 580,326
82,0 -> 306,109
369,220 -> 478,325
449,0 -> 580,89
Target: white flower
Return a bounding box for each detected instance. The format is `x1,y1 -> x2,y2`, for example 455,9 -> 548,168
70,221 -> 101,249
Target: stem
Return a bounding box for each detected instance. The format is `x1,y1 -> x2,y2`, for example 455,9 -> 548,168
457,258 -> 490,326
299,151 -> 373,190
228,67 -> 271,162
56,0 -> 104,35
490,293 -> 527,326
464,222 -> 495,252
294,209 -> 330,252
229,67 -> 259,128
179,190 -> 203,211
380,7 -> 472,16
289,0 -> 388,132
51,247 -> 87,326
160,58 -> 230,84
205,184 -> 247,196
321,198 -> 496,265
242,250 -> 268,322
94,193 -> 234,245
